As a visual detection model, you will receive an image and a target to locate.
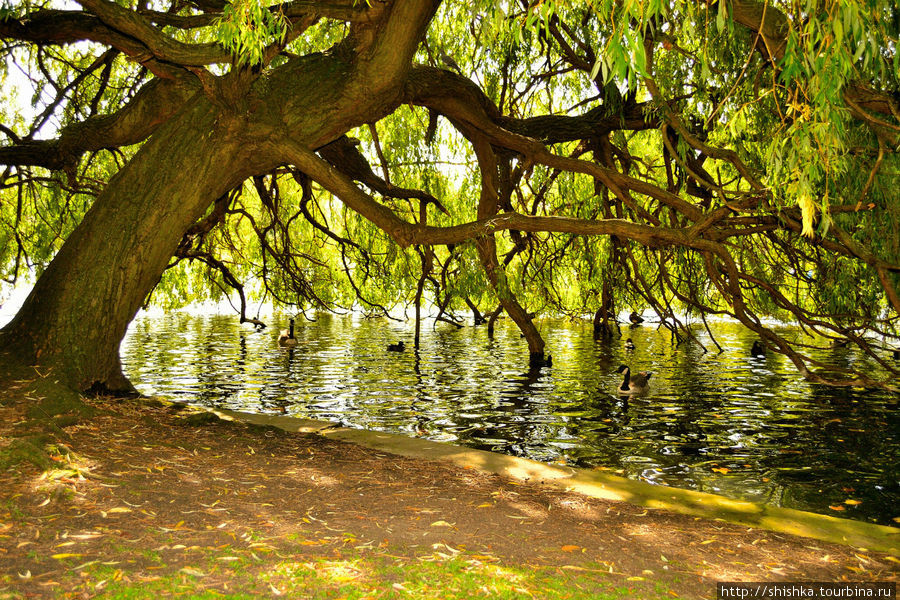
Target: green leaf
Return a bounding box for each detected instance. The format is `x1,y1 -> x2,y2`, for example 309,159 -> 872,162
590,57 -> 601,81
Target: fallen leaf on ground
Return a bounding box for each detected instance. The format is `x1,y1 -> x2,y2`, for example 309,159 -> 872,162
430,520 -> 454,527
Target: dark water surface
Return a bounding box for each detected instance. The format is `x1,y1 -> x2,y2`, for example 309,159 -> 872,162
121,311 -> 899,526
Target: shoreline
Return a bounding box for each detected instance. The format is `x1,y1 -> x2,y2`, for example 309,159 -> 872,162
212,406 -> 900,554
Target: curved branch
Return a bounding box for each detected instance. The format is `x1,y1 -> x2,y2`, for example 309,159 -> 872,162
403,66 -> 708,222
74,0 -> 230,66
729,0 -> 898,119
317,136 -> 448,214
0,78 -> 199,169
280,136 -> 694,248
0,10 -> 195,78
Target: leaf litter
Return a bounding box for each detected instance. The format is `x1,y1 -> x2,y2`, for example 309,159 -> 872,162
0,395 -> 896,598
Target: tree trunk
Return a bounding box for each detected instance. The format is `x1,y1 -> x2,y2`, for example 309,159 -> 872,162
470,136 -> 545,363
593,275 -> 615,339
0,95 -> 264,392
0,0 -> 439,393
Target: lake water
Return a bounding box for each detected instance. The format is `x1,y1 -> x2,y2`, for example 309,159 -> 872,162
120,311 -> 899,526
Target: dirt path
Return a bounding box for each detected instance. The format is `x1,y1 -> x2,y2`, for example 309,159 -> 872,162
1,395 -> 897,598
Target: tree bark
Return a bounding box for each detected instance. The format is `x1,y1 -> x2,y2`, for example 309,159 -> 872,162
470,135 -> 545,362
0,93 -> 264,392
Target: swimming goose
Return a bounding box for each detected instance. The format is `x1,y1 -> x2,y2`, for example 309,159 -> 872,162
750,340 -> 765,357
616,364 -> 652,394
387,341 -> 405,352
629,311 -> 644,324
278,318 -> 298,347
625,338 -> 635,350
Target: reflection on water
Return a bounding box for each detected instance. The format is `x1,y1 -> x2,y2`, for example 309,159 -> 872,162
121,311 -> 899,525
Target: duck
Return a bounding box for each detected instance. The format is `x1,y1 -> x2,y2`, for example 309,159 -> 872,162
616,364 -> 652,394
750,340 -> 765,357
387,341 -> 405,352
625,338 -> 636,350
629,311 -> 644,324
278,318 -> 298,347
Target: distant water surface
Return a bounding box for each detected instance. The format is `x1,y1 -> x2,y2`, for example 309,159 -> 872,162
121,311 -> 899,526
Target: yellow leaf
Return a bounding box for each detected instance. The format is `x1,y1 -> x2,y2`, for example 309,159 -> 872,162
884,556 -> 900,564
52,553 -> 83,560
829,505 -> 846,511
561,545 -> 580,552
107,507 -> 132,513
476,503 -> 492,508
798,191 -> 816,237
627,576 -> 645,581
430,520 -> 454,528
700,539 -> 716,545
843,499 -> 862,505
712,467 -> 730,474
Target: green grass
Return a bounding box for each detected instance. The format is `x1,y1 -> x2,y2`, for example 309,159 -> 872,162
64,546 -> 678,599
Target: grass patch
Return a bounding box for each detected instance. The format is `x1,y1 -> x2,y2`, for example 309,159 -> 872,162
66,546 -> 676,599
0,435 -> 55,470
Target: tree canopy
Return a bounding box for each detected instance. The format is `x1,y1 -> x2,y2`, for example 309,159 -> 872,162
1,0 -> 898,392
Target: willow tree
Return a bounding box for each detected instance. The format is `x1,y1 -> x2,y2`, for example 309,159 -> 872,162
1,0 -> 898,395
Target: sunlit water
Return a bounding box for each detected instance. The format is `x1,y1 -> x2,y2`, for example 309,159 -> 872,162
121,311 -> 899,526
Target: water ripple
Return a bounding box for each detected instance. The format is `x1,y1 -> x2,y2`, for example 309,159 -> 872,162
121,311 -> 899,525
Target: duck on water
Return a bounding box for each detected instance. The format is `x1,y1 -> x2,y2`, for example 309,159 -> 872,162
278,318 -> 298,347
616,364 -> 652,395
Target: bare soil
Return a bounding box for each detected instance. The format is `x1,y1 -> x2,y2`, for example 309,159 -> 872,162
1,393 -> 897,599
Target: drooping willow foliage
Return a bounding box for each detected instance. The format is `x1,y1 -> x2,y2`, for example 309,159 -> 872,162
1,0 -> 898,387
